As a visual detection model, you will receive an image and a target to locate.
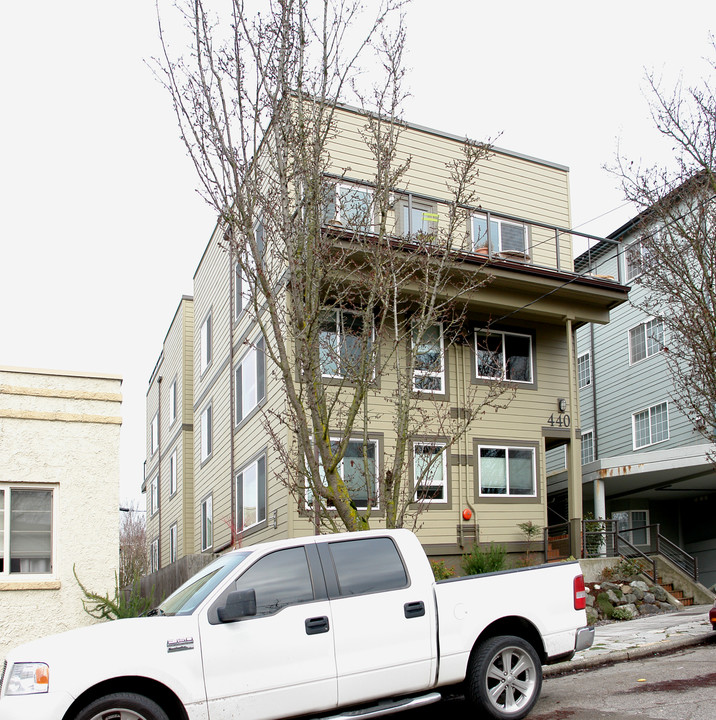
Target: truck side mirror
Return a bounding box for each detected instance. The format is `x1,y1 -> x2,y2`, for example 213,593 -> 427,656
217,588 -> 257,623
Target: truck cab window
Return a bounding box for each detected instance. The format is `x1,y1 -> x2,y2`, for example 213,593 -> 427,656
329,537 -> 408,596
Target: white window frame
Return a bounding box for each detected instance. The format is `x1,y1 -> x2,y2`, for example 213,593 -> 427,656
200,403 -> 213,463
474,330 -> 534,384
168,378 -> 177,426
632,401 -> 669,450
613,509 -> 650,546
401,198 -> 438,236
319,309 -> 373,379
413,442 -> 447,504
412,323 -> 445,394
625,239 -> 646,282
577,351 -> 591,389
236,454 -> 267,532
628,318 -> 664,365
235,337 -> 266,425
150,537 -> 159,573
0,485 -> 56,579
169,449 -> 177,496
325,183 -> 374,230
581,429 -> 594,465
150,412 -> 159,456
200,311 -> 212,375
478,445 -> 537,497
169,523 -> 178,564
471,213 -> 528,255
150,474 -> 159,517
201,495 -> 213,551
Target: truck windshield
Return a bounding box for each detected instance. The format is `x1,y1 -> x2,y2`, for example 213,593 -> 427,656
157,551 -> 252,616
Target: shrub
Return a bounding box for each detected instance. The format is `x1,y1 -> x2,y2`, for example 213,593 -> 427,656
461,542 -> 507,576
74,565 -> 155,620
599,557 -> 641,583
596,592 -> 615,619
430,559 -> 456,581
612,606 -> 634,621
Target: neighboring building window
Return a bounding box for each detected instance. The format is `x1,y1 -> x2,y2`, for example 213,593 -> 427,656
633,401 -> 669,449
200,312 -> 212,374
577,351 -> 591,389
150,474 -> 159,516
235,337 -> 266,425
478,445 -> 536,497
629,318 -> 664,364
413,442 -> 447,503
0,487 -> 53,575
169,523 -> 178,564
581,430 -> 594,465
472,213 -> 527,255
613,509 -> 650,546
150,412 -> 159,455
201,403 -> 213,462
625,239 -> 646,281
413,324 -> 444,393
169,379 -> 177,425
169,450 -> 177,496
401,198 -> 438,236
150,537 -> 159,572
235,223 -> 264,318
236,454 -> 267,531
475,330 -> 533,383
201,495 -> 213,551
314,439 -> 379,510
324,183 -> 373,230
319,310 -> 371,379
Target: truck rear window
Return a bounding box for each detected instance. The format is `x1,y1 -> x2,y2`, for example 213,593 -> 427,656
329,537 -> 408,596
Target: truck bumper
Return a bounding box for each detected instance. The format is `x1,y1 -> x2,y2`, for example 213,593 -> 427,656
0,690 -> 74,720
575,626 -> 595,652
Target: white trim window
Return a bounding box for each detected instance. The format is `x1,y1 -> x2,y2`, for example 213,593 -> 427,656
236,454 -> 267,531
613,510 -> 650,546
478,445 -> 536,497
169,523 -> 178,564
0,486 -> 54,576
200,312 -> 212,374
324,183 -> 374,231
234,222 -> 264,319
401,198 -> 438,236
633,402 -> 669,449
169,450 -> 177,496
150,412 -> 159,456
235,337 -> 266,425
475,330 -> 533,383
581,430 -> 594,465
413,443 -> 447,503
149,474 -> 159,517
625,239 -> 646,282
168,378 -> 177,426
201,495 -> 213,551
314,439 -> 379,510
319,310 -> 372,379
629,318 -> 664,364
577,351 -> 591,389
472,213 -> 528,255
150,537 -> 159,573
413,324 -> 445,393
200,403 -> 213,462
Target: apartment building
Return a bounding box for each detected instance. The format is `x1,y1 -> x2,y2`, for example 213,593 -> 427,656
145,105 -> 629,571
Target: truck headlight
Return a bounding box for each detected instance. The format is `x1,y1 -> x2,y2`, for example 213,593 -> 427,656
5,663 -> 50,695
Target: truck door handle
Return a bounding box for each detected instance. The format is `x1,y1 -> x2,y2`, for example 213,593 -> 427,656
305,616 -> 330,635
404,601 -> 425,619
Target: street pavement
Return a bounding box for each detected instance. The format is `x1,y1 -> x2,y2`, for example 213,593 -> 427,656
543,603 -> 715,676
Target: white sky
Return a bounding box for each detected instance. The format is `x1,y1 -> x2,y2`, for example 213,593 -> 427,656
1,1 -> 713,507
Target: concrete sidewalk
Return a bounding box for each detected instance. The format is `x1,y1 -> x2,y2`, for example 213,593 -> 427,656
544,604 -> 715,676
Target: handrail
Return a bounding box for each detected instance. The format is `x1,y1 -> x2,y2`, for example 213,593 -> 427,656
654,526 -> 699,581
615,533 -> 657,583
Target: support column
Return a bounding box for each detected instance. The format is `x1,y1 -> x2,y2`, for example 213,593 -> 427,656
593,478 -> 607,557
565,319 -> 583,558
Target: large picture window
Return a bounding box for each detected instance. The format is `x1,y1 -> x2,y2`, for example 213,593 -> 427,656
629,318 -> 664,364
412,324 -> 444,393
0,487 -> 53,576
475,330 -> 533,383
235,337 -> 266,425
633,402 -> 669,449
478,446 -> 536,497
236,454 -> 267,531
324,183 -> 373,231
319,310 -> 372,379
413,442 -> 447,503
312,439 -> 379,510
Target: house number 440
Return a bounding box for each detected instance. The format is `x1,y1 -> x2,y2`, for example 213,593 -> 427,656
547,413 -> 571,427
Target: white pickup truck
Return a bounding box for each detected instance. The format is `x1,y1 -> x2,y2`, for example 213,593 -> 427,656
0,529 -> 593,720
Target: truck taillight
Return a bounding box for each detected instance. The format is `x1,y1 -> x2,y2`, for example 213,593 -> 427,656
574,575 -> 586,610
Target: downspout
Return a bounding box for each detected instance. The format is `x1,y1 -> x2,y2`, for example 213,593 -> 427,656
229,249 -> 236,547
590,322 -> 606,523
460,337 -> 476,548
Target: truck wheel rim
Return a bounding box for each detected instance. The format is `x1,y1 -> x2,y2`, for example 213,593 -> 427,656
485,645 -> 538,715
90,710 -> 149,720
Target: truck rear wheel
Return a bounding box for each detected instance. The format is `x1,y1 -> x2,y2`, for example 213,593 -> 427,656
73,692 -> 170,720
467,635 -> 542,720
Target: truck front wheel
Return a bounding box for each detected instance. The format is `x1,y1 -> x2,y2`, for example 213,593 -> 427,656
73,692 -> 170,720
467,635 -> 542,720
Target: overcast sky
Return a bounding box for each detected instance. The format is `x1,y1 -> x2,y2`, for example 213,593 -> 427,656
1,1 -> 713,507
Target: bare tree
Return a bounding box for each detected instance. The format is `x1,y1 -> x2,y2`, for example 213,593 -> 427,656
154,0 -> 512,532
612,39 -> 716,446
119,503 -> 148,587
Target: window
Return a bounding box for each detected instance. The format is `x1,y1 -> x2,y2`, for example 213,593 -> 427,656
613,510 -> 650,546
478,445 -> 536,497
200,312 -> 212,374
169,379 -> 177,426
0,487 -> 53,576
472,213 -> 527,255
169,450 -> 177,496
625,239 -> 646,281
169,524 -> 178,564
413,324 -> 444,393
235,223 -> 264,319
201,403 -> 213,462
319,310 -> 372,379
150,412 -> 158,455
234,547 -> 314,616
313,439 -> 379,510
328,537 -> 408,596
413,443 -> 447,503
236,454 -> 267,531
475,330 -> 533,383
633,402 -> 669,449
577,352 -> 591,389
149,474 -> 159,516
324,183 -> 373,231
629,319 -> 664,364
235,337 -> 266,425
201,495 -> 213,551
401,198 -> 438,236
150,537 -> 159,572
581,430 -> 594,465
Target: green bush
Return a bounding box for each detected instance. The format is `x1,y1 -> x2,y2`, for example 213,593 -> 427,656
430,559 -> 456,581
612,606 -> 634,621
596,592 -> 615,619
74,565 -> 155,620
461,542 -> 507,576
